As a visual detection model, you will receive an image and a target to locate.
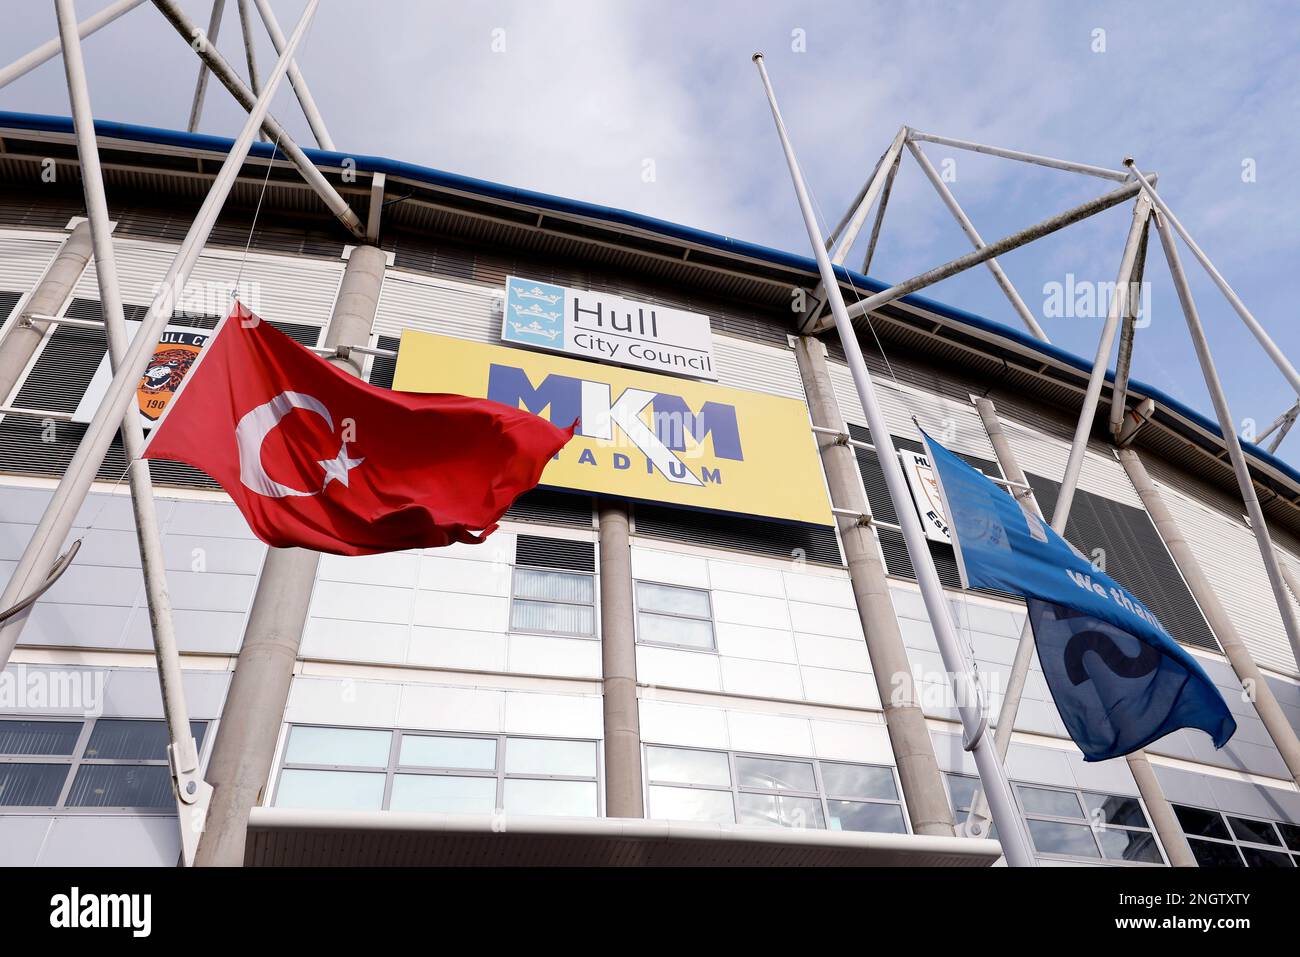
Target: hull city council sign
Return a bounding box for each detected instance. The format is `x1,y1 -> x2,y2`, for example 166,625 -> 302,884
394,331 -> 832,526
501,275 -> 718,380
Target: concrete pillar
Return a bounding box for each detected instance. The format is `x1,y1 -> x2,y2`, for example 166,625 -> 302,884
794,336 -> 956,837
195,244 -> 388,866
598,501 -> 644,817
1119,447 -> 1300,787
0,220 -> 94,401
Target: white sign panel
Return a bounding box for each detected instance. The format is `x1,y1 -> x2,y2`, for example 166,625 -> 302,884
902,450 -> 952,543
501,275 -> 717,380
72,321 -> 212,431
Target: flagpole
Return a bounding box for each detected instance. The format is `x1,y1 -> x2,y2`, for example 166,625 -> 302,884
54,0 -> 211,866
0,0 -> 321,672
752,53 -> 1037,867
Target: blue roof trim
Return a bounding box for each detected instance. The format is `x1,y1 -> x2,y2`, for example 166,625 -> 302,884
4,110 -> 1296,490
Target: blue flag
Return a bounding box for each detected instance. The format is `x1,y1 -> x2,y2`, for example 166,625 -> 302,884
921,431 -> 1236,762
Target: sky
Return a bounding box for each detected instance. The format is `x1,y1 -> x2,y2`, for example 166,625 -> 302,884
3,1 -> 1300,458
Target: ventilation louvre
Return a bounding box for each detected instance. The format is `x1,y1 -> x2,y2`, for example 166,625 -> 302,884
515,534 -> 595,572
632,503 -> 842,566
0,291 -> 21,324
1027,473 -> 1220,653
368,334 -> 399,389
504,489 -> 593,529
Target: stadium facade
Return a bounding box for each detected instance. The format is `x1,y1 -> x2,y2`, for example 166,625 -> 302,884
0,111 -> 1298,867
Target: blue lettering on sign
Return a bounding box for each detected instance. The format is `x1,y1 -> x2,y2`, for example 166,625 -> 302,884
487,366 -> 582,425
652,394 -> 744,461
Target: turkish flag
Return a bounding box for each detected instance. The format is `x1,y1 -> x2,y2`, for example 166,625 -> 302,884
143,303 -> 574,556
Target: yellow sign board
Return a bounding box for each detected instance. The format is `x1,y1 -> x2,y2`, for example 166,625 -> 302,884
394,331 -> 833,525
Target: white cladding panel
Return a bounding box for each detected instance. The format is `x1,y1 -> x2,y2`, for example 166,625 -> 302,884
74,239 -> 342,328
374,272 -> 498,342
711,335 -> 805,400
827,361 -> 996,462
0,233 -> 63,301
1154,476 -> 1299,676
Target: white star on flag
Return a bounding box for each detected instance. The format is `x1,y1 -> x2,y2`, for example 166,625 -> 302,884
318,443 -> 365,489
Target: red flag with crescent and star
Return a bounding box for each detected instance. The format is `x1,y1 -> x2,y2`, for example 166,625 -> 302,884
143,303 -> 575,556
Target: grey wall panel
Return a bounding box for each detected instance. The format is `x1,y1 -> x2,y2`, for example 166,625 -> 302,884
37,815 -> 178,867
0,815 -> 51,866
1005,742 -> 1076,787
97,668 -> 230,720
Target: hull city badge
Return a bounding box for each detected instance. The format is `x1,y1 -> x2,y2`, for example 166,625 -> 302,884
72,324 -> 212,431
138,331 -> 207,422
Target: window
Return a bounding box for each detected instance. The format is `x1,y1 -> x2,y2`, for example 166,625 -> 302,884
635,581 -> 715,651
509,535 -> 597,638
644,745 -> 907,834
1016,783 -> 1163,864
1173,804 -> 1299,868
0,717 -> 207,811
274,726 -> 600,817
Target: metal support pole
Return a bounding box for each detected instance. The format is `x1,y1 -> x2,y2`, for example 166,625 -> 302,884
0,221 -> 93,401
0,0 -> 148,91
834,181 -> 1144,329
1259,401 -> 1300,454
1051,194 -> 1152,532
1108,212 -> 1152,438
193,243 -> 386,866
0,0 -> 322,674
860,144 -> 901,275
1119,448 -> 1300,786
799,128 -> 908,330
1152,212 -> 1300,673
151,0 -> 364,239
754,52 -> 1036,866
907,138 -> 1047,340
54,0 -> 211,866
186,0 -> 227,133
236,0 -> 260,95
251,0 -> 336,151
1125,161 -> 1300,399
597,501 -> 644,818
796,337 -> 957,837
908,131 -> 1133,182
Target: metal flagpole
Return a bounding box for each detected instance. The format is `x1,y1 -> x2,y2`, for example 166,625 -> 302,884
1152,211 -> 1300,673
54,0 -> 211,866
0,0 -> 148,91
0,0 -> 323,674
753,53 -> 1037,867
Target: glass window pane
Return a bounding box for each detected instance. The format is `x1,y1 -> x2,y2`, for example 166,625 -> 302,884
513,569 -> 593,604
505,738 -> 596,777
821,763 -> 898,801
648,784 -> 735,824
1017,785 -> 1084,819
1188,838 -> 1244,867
736,756 -> 816,792
1083,792 -> 1149,829
286,726 -> 391,767
1278,822 -> 1300,852
274,769 -> 385,810
390,774 -> 497,814
828,800 -> 907,834
737,792 -> 825,829
511,599 -> 595,636
645,746 -> 731,787
1027,819 -> 1100,857
946,774 -> 979,812
637,582 -> 711,618
1240,846 -> 1295,868
0,720 -> 80,756
1226,815 -> 1281,846
66,765 -> 173,808
82,719 -> 206,760
399,735 -> 495,770
1097,828 -> 1163,863
1174,804 -> 1230,840
637,612 -> 713,650
502,778 -> 597,817
0,763 -> 68,806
